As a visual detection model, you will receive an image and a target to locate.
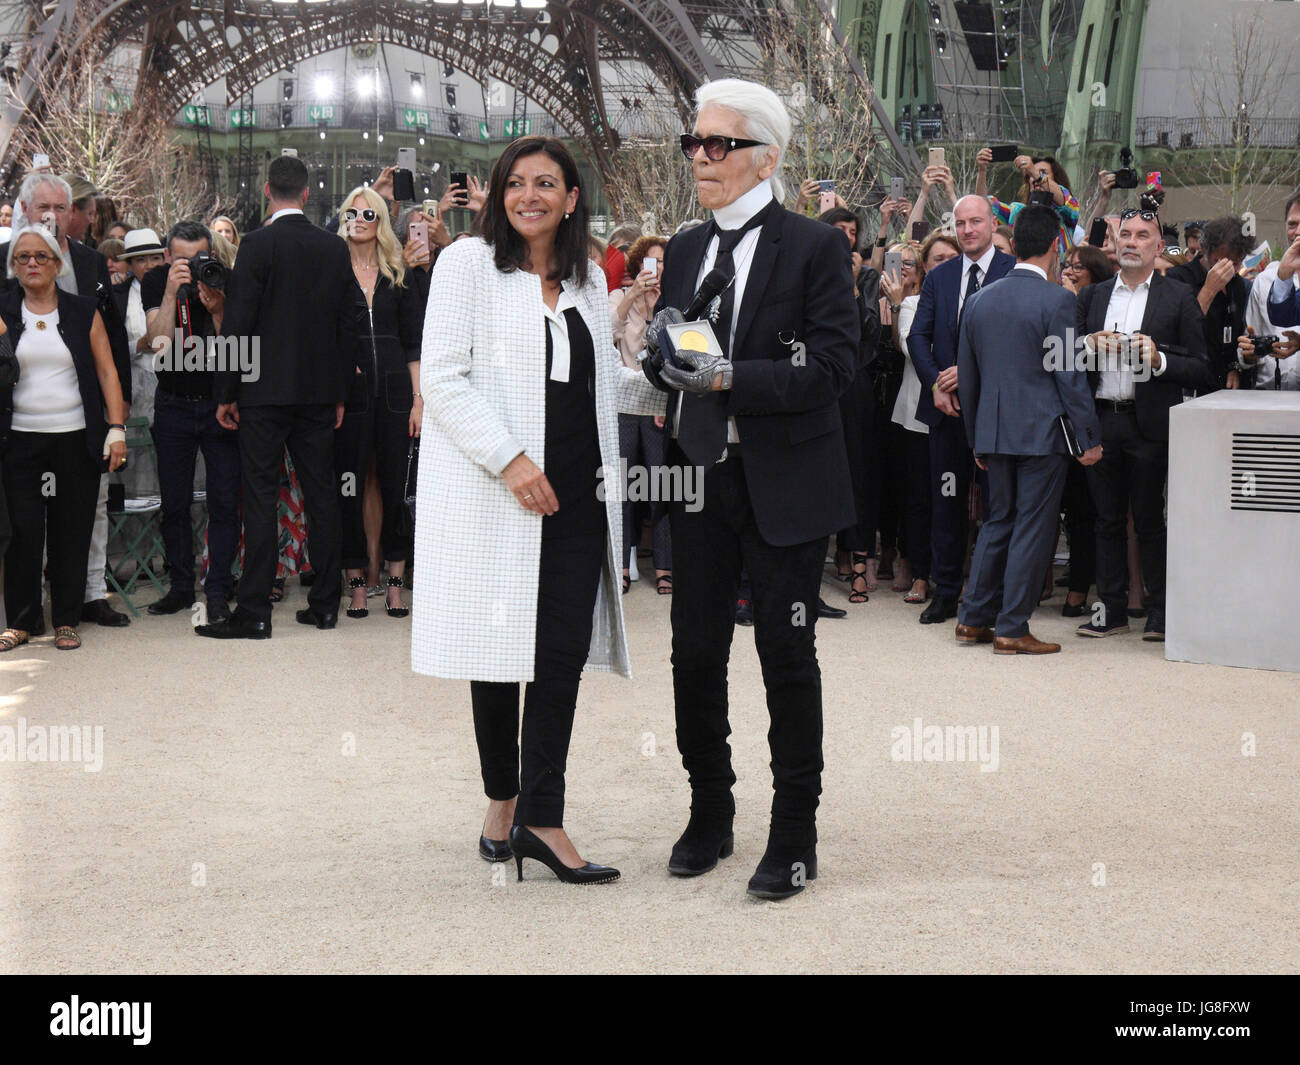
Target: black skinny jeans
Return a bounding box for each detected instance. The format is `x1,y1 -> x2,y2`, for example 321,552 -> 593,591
470,530 -> 605,828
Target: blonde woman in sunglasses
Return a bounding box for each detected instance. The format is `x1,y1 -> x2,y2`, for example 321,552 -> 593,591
336,185 -> 426,621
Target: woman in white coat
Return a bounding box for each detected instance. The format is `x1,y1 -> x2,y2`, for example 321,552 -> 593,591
411,136 -> 662,885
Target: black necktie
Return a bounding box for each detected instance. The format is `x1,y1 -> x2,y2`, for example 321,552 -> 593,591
964,261 -> 981,306
675,203 -> 772,467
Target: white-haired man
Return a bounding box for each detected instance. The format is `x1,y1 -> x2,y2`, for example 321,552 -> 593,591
643,79 -> 859,900
0,172 -> 133,627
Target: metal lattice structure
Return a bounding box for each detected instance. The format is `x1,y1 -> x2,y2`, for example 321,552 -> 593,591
0,0 -> 918,191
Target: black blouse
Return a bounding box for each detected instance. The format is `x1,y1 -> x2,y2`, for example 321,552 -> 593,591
542,308 -> 605,540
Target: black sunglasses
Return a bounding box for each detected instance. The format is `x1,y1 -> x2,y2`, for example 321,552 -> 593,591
1183,220 -> 1205,232
679,134 -> 768,161
1120,208 -> 1159,224
343,207 -> 378,223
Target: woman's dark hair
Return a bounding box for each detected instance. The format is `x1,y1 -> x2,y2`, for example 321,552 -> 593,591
92,195 -> 119,242
625,234 -> 667,279
1070,243 -> 1115,286
818,206 -> 862,250
481,136 -> 590,285
1018,155 -> 1073,202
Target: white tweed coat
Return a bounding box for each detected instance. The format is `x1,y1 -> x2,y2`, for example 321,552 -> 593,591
411,236 -> 666,682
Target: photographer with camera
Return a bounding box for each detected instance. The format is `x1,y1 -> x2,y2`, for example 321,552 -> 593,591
1237,192 -> 1300,390
976,150 -> 1080,264
1166,216 -> 1253,391
141,221 -> 240,620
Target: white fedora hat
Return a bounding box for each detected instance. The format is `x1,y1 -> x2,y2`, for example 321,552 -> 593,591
118,228 -> 165,259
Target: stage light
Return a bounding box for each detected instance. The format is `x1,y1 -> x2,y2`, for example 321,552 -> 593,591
315,75 -> 333,98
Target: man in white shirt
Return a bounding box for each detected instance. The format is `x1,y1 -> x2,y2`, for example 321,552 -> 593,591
1240,193 -> 1300,389
1074,208 -> 1211,641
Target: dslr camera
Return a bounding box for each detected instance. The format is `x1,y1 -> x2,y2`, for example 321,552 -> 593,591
1252,335 -> 1281,359
1113,147 -> 1140,190
185,252 -> 229,290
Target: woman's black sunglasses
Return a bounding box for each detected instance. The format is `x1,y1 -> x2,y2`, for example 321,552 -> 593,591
343,207 -> 379,223
679,134 -> 768,161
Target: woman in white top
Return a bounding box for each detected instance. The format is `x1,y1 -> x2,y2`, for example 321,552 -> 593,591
609,234 -> 672,594
885,232 -> 960,604
0,225 -> 127,651
411,136 -> 662,885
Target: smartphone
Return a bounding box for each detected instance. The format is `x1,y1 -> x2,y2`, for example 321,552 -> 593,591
280,147 -> 298,157
642,255 -> 659,277
1088,216 -> 1109,246
818,188 -> 836,213
889,176 -> 905,200
422,199 -> 439,217
392,168 -> 415,202
397,147 -> 416,171
911,220 -> 931,241
450,171 -> 469,205
988,144 -> 1018,163
33,153 -> 50,169
408,220 -> 430,264
928,146 -> 946,169
884,250 -> 903,279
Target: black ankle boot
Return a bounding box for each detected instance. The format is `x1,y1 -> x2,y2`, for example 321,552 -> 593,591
668,818 -> 735,877
746,842 -> 817,900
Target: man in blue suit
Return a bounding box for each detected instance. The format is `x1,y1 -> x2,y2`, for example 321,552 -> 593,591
954,205 -> 1103,654
908,195 -> 1017,623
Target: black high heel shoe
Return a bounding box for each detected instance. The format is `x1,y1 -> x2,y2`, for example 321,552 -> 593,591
385,575 -> 409,618
509,825 -> 620,885
479,834 -> 512,863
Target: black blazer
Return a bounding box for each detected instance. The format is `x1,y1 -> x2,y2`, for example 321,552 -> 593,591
110,275 -> 132,324
216,213 -> 361,407
1075,272 -> 1211,441
0,287 -> 109,466
0,238 -> 131,405
656,203 -> 859,546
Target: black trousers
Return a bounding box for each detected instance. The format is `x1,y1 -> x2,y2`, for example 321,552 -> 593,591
1061,460 -> 1097,596
901,426 -> 932,581
236,404 -> 342,622
1087,407 -> 1169,622
928,413 -> 973,597
153,390 -> 241,600
334,383 -> 413,570
836,365 -> 877,554
667,443 -> 826,848
876,372 -> 906,555
470,531 -> 604,828
2,430 -> 100,630
617,412 -> 671,570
